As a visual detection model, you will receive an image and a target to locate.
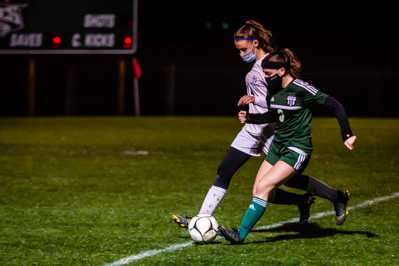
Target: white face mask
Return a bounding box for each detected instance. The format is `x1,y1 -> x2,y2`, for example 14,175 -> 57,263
240,43 -> 256,63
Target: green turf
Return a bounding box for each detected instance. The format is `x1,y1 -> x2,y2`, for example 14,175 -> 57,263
0,117 -> 398,265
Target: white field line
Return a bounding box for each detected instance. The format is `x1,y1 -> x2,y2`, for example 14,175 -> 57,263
256,192 -> 399,230
102,192 -> 399,266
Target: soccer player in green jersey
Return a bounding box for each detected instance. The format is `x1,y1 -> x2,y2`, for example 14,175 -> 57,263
173,21 -> 316,229
219,48 -> 357,244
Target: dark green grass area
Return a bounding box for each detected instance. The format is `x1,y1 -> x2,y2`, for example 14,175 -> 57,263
0,117 -> 398,265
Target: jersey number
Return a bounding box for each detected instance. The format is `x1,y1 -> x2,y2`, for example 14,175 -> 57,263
277,109 -> 284,122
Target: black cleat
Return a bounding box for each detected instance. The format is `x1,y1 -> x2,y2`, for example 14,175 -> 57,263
333,190 -> 350,226
298,193 -> 316,225
172,214 -> 191,228
218,226 -> 243,244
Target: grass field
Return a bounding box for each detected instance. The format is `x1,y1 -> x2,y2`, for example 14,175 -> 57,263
0,116 -> 398,265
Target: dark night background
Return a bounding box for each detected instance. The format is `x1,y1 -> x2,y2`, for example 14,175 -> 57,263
0,1 -> 398,117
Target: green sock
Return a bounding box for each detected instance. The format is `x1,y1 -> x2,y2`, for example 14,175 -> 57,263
268,188 -> 303,206
238,197 -> 267,241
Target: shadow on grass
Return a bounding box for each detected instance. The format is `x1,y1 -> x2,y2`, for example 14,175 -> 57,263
250,222 -> 378,243
178,235 -> 224,245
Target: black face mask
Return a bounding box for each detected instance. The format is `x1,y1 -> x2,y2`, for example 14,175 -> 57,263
266,72 -> 282,95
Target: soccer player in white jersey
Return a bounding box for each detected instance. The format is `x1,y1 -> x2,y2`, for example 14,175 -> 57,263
173,21 -> 347,229
219,48 -> 356,244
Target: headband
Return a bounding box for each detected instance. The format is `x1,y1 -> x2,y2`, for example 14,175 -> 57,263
261,60 -> 290,70
234,37 -> 257,41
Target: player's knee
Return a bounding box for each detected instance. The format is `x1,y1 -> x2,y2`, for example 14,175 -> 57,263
254,183 -> 273,200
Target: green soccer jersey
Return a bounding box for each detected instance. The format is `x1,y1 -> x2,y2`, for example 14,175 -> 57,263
268,79 -> 328,154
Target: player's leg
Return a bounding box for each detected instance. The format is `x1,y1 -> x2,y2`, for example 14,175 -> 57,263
285,174 -> 333,199
198,146 -> 251,214
220,149 -> 311,244
252,159 -> 273,196
199,127 -> 268,216
174,127 -> 270,228
218,160 -> 274,244
173,128 -> 259,228
285,174 -> 350,225
220,160 -> 298,244
262,143 -> 315,224
173,146 -> 251,228
239,160 -> 301,242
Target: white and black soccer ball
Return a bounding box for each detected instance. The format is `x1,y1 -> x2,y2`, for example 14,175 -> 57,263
188,214 -> 219,243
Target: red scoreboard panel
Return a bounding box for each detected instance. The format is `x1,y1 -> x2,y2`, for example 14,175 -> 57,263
0,0 -> 137,54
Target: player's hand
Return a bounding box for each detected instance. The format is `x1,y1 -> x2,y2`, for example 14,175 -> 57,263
238,95 -> 255,106
344,135 -> 356,150
238,111 -> 247,123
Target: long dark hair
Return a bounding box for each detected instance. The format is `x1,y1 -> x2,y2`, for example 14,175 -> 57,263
263,48 -> 303,79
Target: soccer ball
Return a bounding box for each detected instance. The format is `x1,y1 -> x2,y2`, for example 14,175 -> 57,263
188,214 -> 219,243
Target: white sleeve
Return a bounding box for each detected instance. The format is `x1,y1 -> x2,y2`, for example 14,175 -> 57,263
254,96 -> 267,108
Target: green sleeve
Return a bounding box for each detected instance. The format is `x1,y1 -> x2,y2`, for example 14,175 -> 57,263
302,86 -> 328,105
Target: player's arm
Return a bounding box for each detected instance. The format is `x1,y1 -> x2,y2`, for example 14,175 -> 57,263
238,110 -> 276,124
322,96 -> 356,150
238,95 -> 267,107
237,95 -> 255,106
238,73 -> 267,107
254,95 -> 267,107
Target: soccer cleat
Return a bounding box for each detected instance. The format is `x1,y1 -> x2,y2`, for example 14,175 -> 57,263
333,189 -> 350,226
172,214 -> 191,228
298,193 -> 316,225
218,226 -> 243,244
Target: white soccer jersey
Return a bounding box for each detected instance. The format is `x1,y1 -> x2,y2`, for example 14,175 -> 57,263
244,54 -> 269,136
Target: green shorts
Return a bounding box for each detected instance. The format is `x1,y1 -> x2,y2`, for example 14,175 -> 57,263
266,144 -> 311,175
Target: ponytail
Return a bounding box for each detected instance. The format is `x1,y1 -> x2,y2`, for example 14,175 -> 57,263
234,20 -> 275,53
262,48 -> 303,79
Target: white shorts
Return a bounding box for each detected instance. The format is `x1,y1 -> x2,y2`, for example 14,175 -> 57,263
231,125 -> 275,157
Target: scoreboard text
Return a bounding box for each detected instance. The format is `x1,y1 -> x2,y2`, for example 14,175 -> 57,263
0,0 -> 137,54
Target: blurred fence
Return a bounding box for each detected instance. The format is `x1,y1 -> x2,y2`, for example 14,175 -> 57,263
140,65 -> 398,117
0,56 -> 398,117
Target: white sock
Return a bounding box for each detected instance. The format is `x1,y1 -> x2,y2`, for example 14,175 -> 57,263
198,185 -> 227,215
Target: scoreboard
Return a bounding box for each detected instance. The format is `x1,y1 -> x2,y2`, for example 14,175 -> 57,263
0,0 -> 137,54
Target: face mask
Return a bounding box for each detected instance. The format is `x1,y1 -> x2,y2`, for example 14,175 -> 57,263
266,69 -> 283,94
240,43 -> 256,63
